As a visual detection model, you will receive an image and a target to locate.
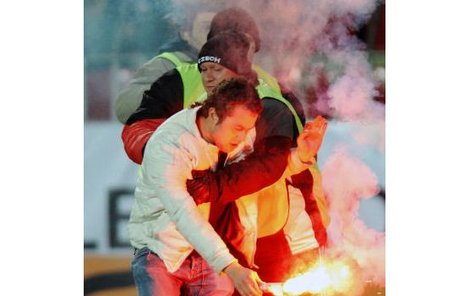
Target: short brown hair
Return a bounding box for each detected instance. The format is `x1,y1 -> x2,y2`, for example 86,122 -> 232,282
195,77 -> 262,121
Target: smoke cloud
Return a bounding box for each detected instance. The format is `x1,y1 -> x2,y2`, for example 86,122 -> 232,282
169,0 -> 386,292
197,0 -> 383,121
321,149 -> 385,292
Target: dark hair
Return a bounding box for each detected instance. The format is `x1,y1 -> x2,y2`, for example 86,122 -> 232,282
207,7 -> 261,52
195,77 -> 262,121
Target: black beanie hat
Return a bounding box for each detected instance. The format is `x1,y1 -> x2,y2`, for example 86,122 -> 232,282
198,30 -> 257,83
207,7 -> 261,52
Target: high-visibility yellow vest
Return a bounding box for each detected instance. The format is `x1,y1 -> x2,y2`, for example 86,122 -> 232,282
177,63 -> 207,108
156,52 -> 190,68
253,64 -> 281,93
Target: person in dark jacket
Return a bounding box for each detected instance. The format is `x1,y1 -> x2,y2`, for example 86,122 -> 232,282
114,5 -> 270,124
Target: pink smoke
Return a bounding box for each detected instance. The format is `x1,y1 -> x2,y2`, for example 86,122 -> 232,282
172,0 -> 384,120
322,149 -> 385,290
170,1 -> 386,292
326,50 -> 379,120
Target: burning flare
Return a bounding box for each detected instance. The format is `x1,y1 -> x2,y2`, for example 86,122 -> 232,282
284,260 -> 352,295
264,255 -> 357,296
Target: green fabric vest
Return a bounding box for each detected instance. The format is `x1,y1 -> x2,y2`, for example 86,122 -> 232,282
156,52 -> 186,68
253,64 -> 281,93
176,63 -> 207,108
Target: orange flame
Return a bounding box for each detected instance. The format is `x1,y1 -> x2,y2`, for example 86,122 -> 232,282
281,258 -> 354,295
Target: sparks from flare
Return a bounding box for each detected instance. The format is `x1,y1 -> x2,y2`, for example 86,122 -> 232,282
281,257 -> 353,295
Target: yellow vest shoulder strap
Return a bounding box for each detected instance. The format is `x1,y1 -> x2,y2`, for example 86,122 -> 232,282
156,52 -> 186,68
176,63 -> 206,108
253,64 -> 281,93
256,82 -> 304,133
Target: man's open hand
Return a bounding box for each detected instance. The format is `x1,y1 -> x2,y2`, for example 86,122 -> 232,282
296,115 -> 328,163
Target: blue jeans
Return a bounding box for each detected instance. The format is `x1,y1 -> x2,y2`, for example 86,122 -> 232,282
132,248 -> 234,296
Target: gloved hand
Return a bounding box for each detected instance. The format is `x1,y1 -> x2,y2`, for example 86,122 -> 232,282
186,169 -> 217,205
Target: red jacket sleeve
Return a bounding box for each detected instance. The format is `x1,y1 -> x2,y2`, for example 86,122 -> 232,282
121,118 -> 166,164
186,99 -> 295,205
291,169 -> 328,247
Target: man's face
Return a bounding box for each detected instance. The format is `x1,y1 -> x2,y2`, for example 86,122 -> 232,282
210,105 -> 258,153
200,62 -> 238,94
